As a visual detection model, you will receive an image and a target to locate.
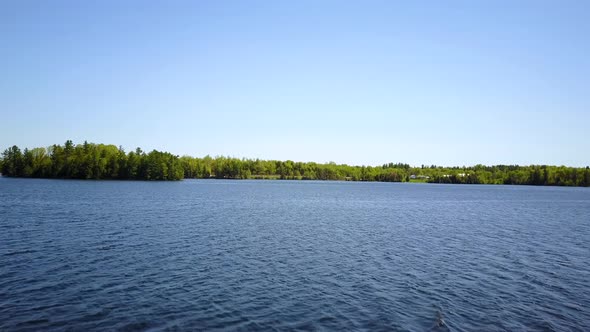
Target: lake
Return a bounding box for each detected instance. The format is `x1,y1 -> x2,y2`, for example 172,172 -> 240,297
1,178 -> 589,331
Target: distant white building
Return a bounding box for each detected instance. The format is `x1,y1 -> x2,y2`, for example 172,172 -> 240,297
443,173 -> 469,177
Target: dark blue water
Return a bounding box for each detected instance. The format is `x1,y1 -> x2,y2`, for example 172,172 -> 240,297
1,178 -> 589,331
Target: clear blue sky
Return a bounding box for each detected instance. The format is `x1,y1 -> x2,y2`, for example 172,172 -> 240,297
1,1 -> 589,166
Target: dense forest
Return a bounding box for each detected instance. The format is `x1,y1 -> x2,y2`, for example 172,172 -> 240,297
0,141 -> 183,181
1,141 -> 589,186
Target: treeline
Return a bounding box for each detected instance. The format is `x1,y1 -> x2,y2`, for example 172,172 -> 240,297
1,141 -> 589,186
179,157 -> 590,186
425,164 -> 590,186
179,156 -> 408,182
0,141 -> 183,180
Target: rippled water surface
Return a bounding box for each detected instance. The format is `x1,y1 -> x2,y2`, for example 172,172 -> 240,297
1,178 -> 589,331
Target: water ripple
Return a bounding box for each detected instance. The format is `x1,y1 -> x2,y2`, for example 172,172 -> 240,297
1,179 -> 589,331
